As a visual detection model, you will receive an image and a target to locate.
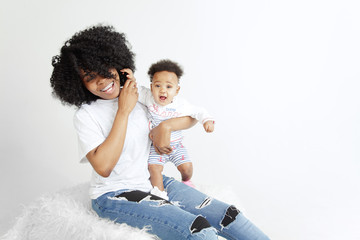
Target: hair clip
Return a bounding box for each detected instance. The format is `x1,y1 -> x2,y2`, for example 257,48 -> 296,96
52,55 -> 61,66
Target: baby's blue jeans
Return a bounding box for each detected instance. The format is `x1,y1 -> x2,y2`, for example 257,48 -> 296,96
92,176 -> 270,240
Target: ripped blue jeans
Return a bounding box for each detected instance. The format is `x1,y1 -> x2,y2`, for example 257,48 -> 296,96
92,176 -> 270,240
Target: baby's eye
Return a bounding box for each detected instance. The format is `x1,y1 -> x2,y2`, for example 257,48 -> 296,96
167,85 -> 173,89
155,84 -> 161,88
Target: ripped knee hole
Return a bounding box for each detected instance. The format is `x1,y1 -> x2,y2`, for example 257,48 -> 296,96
190,216 -> 211,234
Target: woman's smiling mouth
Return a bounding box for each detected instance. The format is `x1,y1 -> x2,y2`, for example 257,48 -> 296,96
101,81 -> 115,93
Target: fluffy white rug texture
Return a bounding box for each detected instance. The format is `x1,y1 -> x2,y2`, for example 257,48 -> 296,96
1,182 -> 244,240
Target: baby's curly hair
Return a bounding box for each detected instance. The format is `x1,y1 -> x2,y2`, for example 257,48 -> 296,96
50,25 -> 135,107
148,59 -> 183,82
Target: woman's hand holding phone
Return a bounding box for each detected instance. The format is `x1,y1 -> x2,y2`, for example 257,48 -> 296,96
117,69 -> 138,115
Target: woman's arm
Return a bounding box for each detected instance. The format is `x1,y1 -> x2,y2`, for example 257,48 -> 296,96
150,116 -> 197,155
86,78 -> 138,177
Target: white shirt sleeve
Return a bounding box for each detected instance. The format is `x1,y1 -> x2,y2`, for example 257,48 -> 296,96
138,85 -> 153,106
178,98 -> 215,124
73,108 -> 105,163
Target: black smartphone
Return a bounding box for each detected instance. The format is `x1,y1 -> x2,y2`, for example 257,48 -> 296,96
119,71 -> 128,86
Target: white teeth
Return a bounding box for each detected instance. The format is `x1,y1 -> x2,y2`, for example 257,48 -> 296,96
101,82 -> 114,92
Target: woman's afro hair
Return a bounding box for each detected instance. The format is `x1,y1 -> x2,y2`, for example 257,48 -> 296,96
147,59 -> 183,82
50,25 -> 135,107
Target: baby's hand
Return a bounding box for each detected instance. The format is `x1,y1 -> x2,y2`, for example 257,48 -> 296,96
203,121 -> 215,133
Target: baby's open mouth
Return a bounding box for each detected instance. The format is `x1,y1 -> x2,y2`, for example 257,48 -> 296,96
101,81 -> 114,92
160,96 -> 167,100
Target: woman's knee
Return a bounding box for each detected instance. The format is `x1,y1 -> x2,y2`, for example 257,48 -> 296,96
189,216 -> 218,240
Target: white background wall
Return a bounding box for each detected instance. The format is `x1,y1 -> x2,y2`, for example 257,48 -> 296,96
1,0 -> 359,239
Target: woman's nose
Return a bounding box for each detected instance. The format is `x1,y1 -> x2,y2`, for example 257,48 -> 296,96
97,78 -> 106,86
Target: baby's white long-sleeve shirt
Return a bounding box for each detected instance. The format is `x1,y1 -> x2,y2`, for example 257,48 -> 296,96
138,86 -> 215,128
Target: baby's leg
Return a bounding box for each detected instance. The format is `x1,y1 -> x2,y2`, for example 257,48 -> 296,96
148,164 -> 164,190
148,145 -> 167,191
171,143 -> 194,187
177,162 -> 193,182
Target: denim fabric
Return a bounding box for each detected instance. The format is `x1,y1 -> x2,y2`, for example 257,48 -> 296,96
92,176 -> 270,240
163,176 -> 270,240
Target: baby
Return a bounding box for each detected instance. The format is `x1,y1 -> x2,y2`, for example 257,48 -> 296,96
138,59 -> 215,199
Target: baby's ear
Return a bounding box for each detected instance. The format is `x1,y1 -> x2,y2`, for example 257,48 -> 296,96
176,85 -> 181,95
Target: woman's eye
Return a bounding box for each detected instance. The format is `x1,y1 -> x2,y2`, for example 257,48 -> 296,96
85,77 -> 95,83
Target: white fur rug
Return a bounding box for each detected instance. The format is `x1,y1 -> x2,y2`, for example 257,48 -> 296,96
1,182 -> 244,240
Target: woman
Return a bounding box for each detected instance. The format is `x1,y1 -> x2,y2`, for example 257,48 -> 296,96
50,25 -> 270,240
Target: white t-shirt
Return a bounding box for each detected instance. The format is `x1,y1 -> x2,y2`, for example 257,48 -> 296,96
73,99 -> 152,199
